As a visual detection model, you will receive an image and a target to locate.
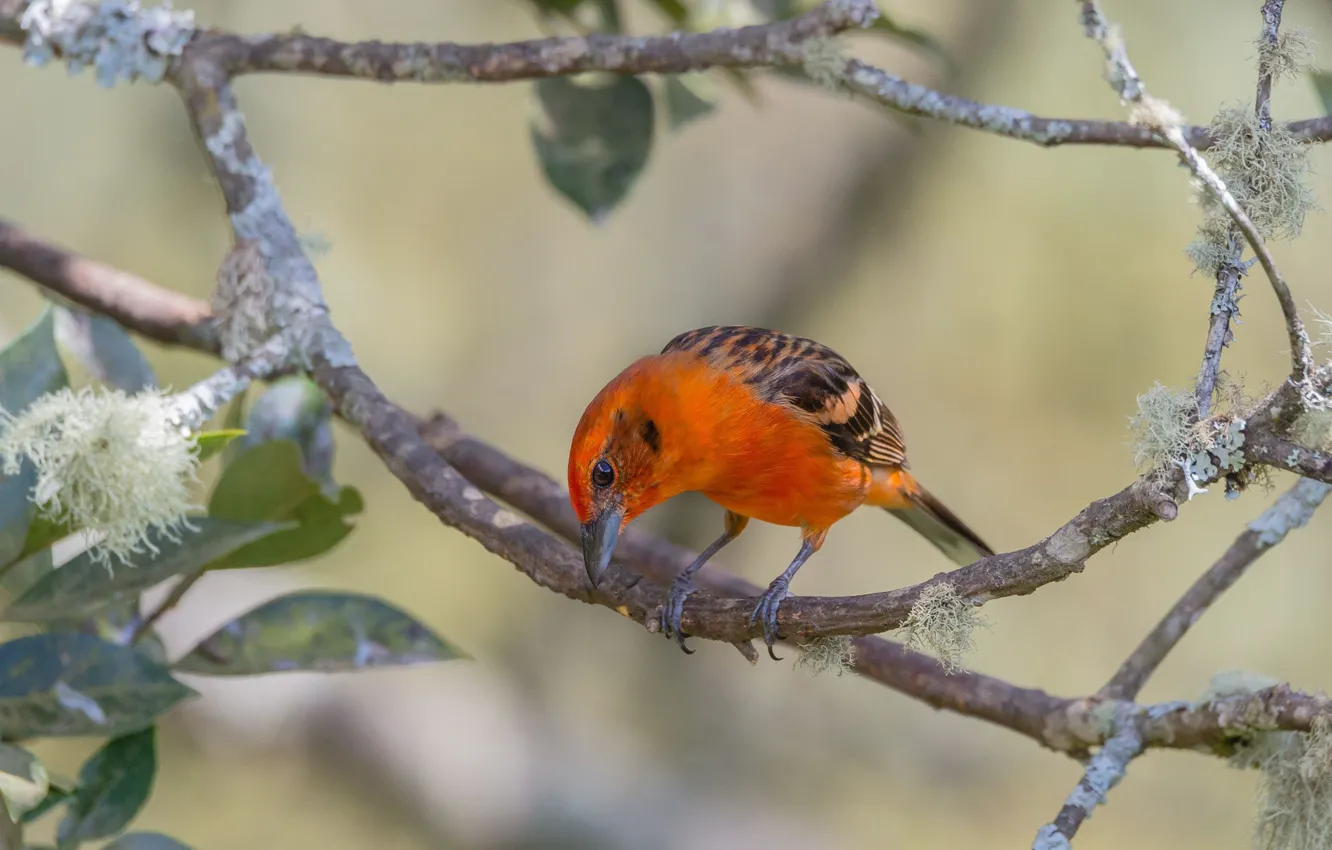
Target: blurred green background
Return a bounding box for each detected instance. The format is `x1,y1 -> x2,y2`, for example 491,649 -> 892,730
4,0 -> 1332,847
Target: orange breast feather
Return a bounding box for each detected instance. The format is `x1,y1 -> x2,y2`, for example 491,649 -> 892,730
660,354 -> 871,529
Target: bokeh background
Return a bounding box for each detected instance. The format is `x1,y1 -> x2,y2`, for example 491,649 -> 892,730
4,0 -> 1332,847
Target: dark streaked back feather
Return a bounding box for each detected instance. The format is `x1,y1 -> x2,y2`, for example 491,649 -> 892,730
662,325 -> 908,468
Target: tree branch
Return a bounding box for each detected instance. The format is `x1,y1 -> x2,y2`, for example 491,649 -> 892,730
1195,1 -> 1286,418
6,217 -> 1332,758
0,218 -> 218,353
1079,0 -> 1313,386
1101,476 -> 1330,701
3,0 -> 1332,154
1033,710 -> 1144,848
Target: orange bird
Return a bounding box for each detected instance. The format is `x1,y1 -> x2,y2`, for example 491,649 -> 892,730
567,325 -> 993,657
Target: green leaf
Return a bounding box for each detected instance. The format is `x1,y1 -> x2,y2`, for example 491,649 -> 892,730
0,462 -> 37,571
194,430 -> 245,463
174,591 -> 466,676
531,75 -> 656,222
0,307 -> 69,416
0,633 -> 194,738
57,727 -> 155,848
646,0 -> 688,24
52,307 -> 156,393
1313,70 -> 1332,115
0,743 -> 48,821
207,441 -> 361,569
20,780 -> 74,825
235,377 -> 335,494
663,74 -> 717,130
2,520 -> 290,623
104,834 -> 192,850
0,308 -> 70,568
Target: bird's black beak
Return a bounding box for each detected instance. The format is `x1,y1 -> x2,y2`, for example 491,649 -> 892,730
581,504 -> 624,589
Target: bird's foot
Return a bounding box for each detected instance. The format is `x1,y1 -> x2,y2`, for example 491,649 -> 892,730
749,577 -> 790,661
660,574 -> 699,654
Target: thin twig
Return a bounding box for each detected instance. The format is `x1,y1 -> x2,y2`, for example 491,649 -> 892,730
1033,711 -> 1145,848
1101,477 -> 1330,701
1079,0 -> 1312,385
130,568 -> 206,645
1195,0 -> 1286,417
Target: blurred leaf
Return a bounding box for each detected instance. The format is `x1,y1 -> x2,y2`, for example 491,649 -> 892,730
48,601 -> 168,667
646,0 -> 688,24
0,633 -> 194,738
531,75 -> 655,222
0,462 -> 37,571
194,430 -> 245,463
20,778 -> 74,825
104,835 -> 192,850
1313,71 -> 1332,115
17,514 -> 74,562
174,591 -> 465,676
869,14 -> 953,74
234,377 -> 335,494
207,441 -> 361,569
0,743 -> 48,821
2,520 -> 290,623
0,308 -> 69,568
57,727 -> 155,848
0,546 -> 53,605
590,0 -> 620,31
663,75 -> 718,130
218,386 -> 247,466
52,308 -> 155,393
0,307 -> 69,415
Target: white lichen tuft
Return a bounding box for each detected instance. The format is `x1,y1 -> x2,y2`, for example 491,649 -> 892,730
1195,670 -> 1332,849
1248,713 -> 1332,850
1127,93 -> 1184,129
793,635 -> 856,677
1257,26 -> 1316,84
800,38 -> 847,91
899,582 -> 983,674
1128,382 -> 1197,472
0,386 -> 200,567
1188,103 -> 1316,275
211,241 -> 276,364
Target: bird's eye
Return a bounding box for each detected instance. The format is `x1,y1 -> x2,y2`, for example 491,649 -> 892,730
591,460 -> 615,489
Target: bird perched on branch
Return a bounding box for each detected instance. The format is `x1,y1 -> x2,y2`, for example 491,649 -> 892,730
568,325 -> 992,658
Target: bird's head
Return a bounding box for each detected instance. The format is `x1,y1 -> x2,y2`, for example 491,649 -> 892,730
568,357 -> 676,589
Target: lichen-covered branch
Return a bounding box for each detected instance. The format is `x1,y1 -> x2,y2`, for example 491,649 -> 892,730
1194,1 -> 1287,418
4,0 -> 1332,155
1033,712 -> 1144,848
1078,0 -> 1313,385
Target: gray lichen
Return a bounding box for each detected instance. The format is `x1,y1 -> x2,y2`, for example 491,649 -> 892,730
20,0 -> 195,87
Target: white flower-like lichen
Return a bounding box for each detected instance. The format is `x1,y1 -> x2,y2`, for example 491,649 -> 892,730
0,386 -> 200,567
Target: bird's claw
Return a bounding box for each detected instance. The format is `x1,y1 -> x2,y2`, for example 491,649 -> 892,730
660,574 -> 699,654
749,577 -> 790,661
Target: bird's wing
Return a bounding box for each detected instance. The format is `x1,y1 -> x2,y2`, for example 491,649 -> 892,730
661,326 -> 907,467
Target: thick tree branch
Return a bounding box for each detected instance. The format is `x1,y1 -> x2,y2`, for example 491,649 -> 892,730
0,218 -> 218,352
7,220 -> 1332,757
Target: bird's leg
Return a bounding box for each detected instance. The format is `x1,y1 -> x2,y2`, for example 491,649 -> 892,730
661,511 -> 748,654
749,529 -> 826,661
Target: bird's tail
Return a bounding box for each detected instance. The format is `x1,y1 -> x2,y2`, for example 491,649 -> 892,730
866,469 -> 993,566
